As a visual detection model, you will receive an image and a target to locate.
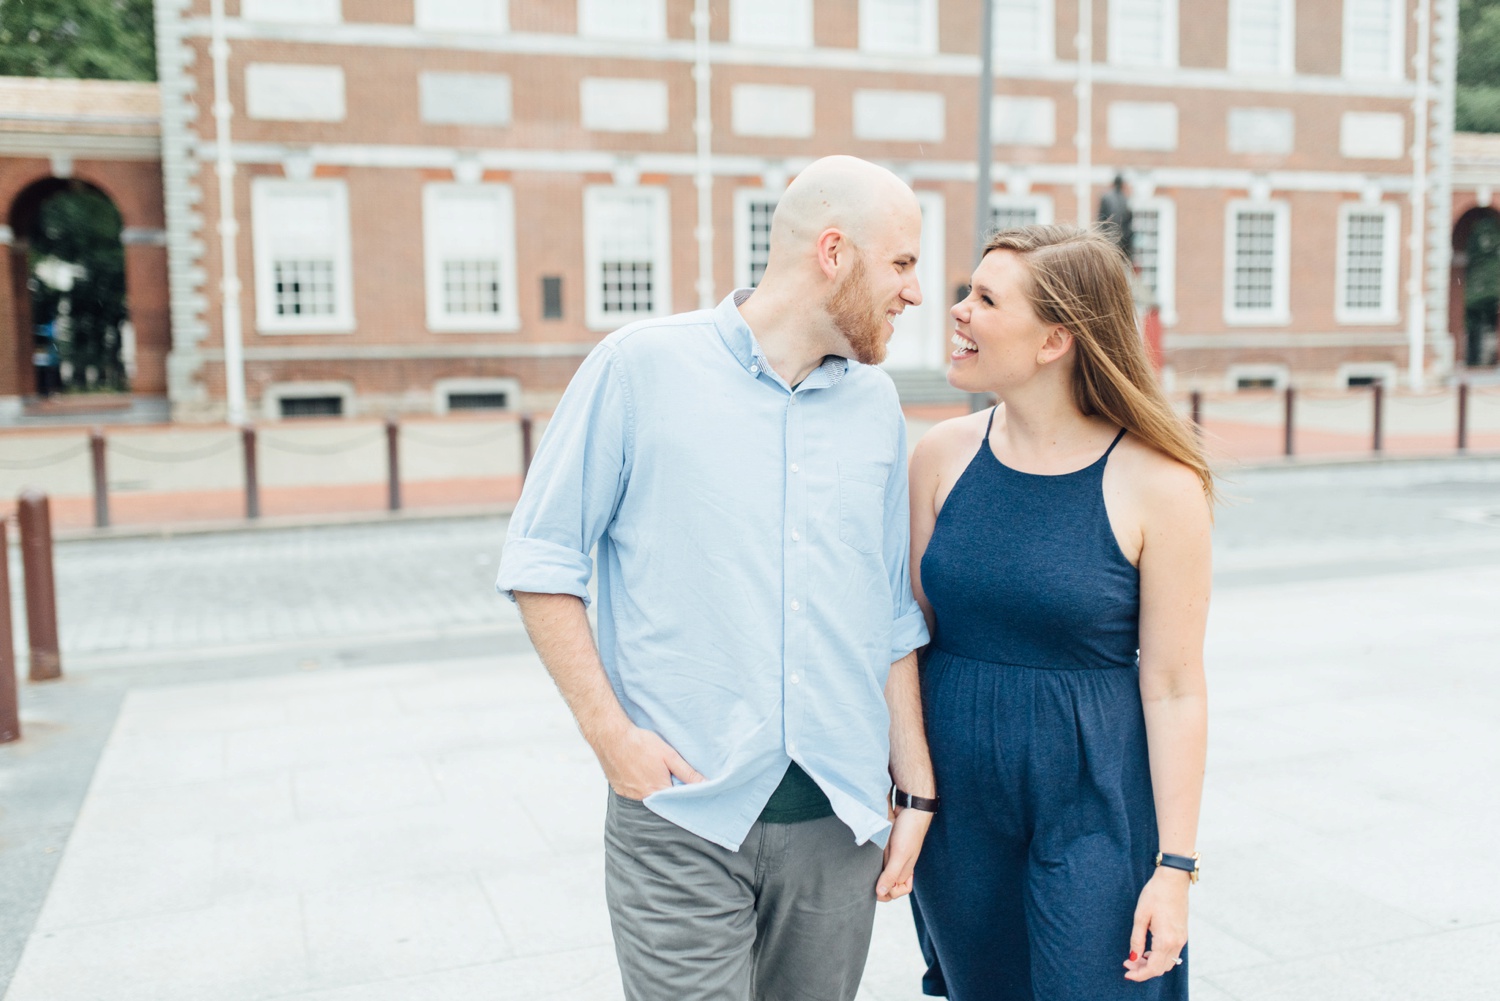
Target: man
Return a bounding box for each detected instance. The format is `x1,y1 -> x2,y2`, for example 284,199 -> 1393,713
495,155 -> 935,1001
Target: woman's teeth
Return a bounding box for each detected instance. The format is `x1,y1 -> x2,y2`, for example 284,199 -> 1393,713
951,332 -> 978,354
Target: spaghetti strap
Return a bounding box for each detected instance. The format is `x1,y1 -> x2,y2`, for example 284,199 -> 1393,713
983,406 -> 998,443
1101,427 -> 1127,459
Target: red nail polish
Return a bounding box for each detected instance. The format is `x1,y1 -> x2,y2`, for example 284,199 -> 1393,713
1128,952 -> 1138,962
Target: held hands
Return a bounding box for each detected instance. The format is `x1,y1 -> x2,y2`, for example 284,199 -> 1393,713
876,805 -> 932,903
1123,867 -> 1190,981
593,721 -> 704,800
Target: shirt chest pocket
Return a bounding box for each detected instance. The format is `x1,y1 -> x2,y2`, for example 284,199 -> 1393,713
837,460 -> 891,555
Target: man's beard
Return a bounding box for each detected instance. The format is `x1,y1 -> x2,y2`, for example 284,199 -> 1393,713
825,254 -> 888,365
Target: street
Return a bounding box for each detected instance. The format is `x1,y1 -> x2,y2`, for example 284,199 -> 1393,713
1,456 -> 1498,1000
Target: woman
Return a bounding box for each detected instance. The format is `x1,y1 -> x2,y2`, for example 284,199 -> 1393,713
908,225 -> 1213,1000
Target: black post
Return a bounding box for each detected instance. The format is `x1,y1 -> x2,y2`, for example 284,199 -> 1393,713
242,426 -> 260,520
1457,382 -> 1470,453
385,418 -> 401,512
89,427 -> 109,528
520,413 -> 535,484
1371,382 -> 1384,454
1283,386 -> 1295,458
0,519 -> 18,743
1190,390 -> 1203,430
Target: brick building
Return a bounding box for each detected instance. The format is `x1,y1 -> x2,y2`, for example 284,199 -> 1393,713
138,0 -> 1464,420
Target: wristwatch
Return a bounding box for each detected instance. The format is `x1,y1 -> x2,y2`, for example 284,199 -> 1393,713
892,788 -> 940,813
1155,851 -> 1201,884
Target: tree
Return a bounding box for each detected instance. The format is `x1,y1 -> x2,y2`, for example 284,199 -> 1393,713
1459,0 -> 1500,132
0,0 -> 155,82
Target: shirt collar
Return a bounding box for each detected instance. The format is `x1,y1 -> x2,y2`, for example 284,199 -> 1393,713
715,289 -> 851,387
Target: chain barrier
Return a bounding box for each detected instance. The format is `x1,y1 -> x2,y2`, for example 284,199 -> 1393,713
399,425 -> 515,448
0,442 -> 90,470
107,436 -> 240,463
258,429 -> 384,456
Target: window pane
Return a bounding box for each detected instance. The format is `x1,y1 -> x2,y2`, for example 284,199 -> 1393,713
1233,210 -> 1277,311
1232,0 -> 1285,71
994,0 -> 1051,60
990,204 -> 1039,231
748,200 -> 775,288
1132,208 -> 1160,304
1345,0 -> 1395,77
1112,0 -> 1167,65
1343,212 -> 1387,311
273,259 -> 337,317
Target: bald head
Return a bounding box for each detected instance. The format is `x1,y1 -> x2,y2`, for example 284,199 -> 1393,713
768,156 -> 919,260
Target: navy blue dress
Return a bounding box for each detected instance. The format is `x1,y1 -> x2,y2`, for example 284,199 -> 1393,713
910,411 -> 1187,1001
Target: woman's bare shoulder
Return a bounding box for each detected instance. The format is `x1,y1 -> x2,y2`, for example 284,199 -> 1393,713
914,408 -> 992,466
1112,434 -> 1210,518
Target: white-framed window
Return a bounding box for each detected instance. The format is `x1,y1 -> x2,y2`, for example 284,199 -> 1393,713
251,179 -> 355,334
884,191 -> 947,371
994,0 -> 1055,63
734,190 -> 778,290
1343,0 -> 1403,80
732,85 -> 815,138
584,186 -> 672,331
1229,0 -> 1294,74
241,0 -> 340,23
859,0 -> 939,55
1109,0 -> 1177,67
433,377 -> 521,415
731,0 -> 813,47
578,0 -> 665,40
423,184 -> 520,333
1130,197 -> 1177,325
1225,363 -> 1289,391
1336,202 -> 1399,324
1336,362 -> 1396,388
262,381 -> 355,419
1224,199 -> 1290,325
415,0 -> 507,32
989,194 -> 1055,232
245,64 -> 346,122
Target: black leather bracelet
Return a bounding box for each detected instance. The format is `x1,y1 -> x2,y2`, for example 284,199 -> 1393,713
893,788 -> 940,813
1155,851 -> 1201,884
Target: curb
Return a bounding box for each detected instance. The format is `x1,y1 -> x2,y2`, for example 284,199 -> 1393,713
48,501 -> 519,544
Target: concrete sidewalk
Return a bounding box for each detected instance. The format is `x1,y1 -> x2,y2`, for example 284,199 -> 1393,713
5,561 -> 1500,1000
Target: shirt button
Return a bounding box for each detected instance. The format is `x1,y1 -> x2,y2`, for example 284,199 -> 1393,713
790,674 -> 800,684
790,396 -> 798,405
790,599 -> 800,611
790,463 -> 800,473
787,741 -> 797,754
791,529 -> 801,542
750,364 -> 760,374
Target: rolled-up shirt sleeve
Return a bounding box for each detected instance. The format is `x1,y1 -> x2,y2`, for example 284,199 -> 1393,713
496,342 -> 634,605
884,415 -> 930,662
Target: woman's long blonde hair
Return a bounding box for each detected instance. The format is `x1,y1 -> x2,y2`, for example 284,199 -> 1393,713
985,224 -> 1215,500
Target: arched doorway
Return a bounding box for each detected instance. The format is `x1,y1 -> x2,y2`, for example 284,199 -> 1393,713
7,178 -> 131,398
1453,205 -> 1500,369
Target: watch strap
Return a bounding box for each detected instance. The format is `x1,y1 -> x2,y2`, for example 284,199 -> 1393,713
1155,851 -> 1201,884
893,788 -> 940,813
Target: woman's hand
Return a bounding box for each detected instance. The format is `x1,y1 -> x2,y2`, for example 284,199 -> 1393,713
1122,867 -> 1190,981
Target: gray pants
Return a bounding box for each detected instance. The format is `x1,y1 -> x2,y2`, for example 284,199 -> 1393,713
604,792 -> 884,1001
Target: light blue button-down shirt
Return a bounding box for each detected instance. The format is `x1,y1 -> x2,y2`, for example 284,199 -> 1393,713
496,290 -> 929,851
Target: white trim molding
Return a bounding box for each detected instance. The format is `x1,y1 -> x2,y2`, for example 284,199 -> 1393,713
422,182 -> 521,333
250,178 -> 357,335
733,188 -> 778,290
1130,195 -> 1177,325
583,185 -> 673,331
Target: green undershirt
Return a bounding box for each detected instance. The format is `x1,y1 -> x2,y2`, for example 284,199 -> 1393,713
757,761 -> 835,824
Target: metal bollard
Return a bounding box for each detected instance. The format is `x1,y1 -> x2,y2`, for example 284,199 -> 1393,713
242,425 -> 260,520
385,418 -> 401,512
1283,387 -> 1296,458
0,520 -> 18,743
1458,382 -> 1470,453
1189,390 -> 1203,430
520,413 -> 534,483
18,493 -> 60,682
89,427 -> 109,528
1371,383 -> 1384,454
